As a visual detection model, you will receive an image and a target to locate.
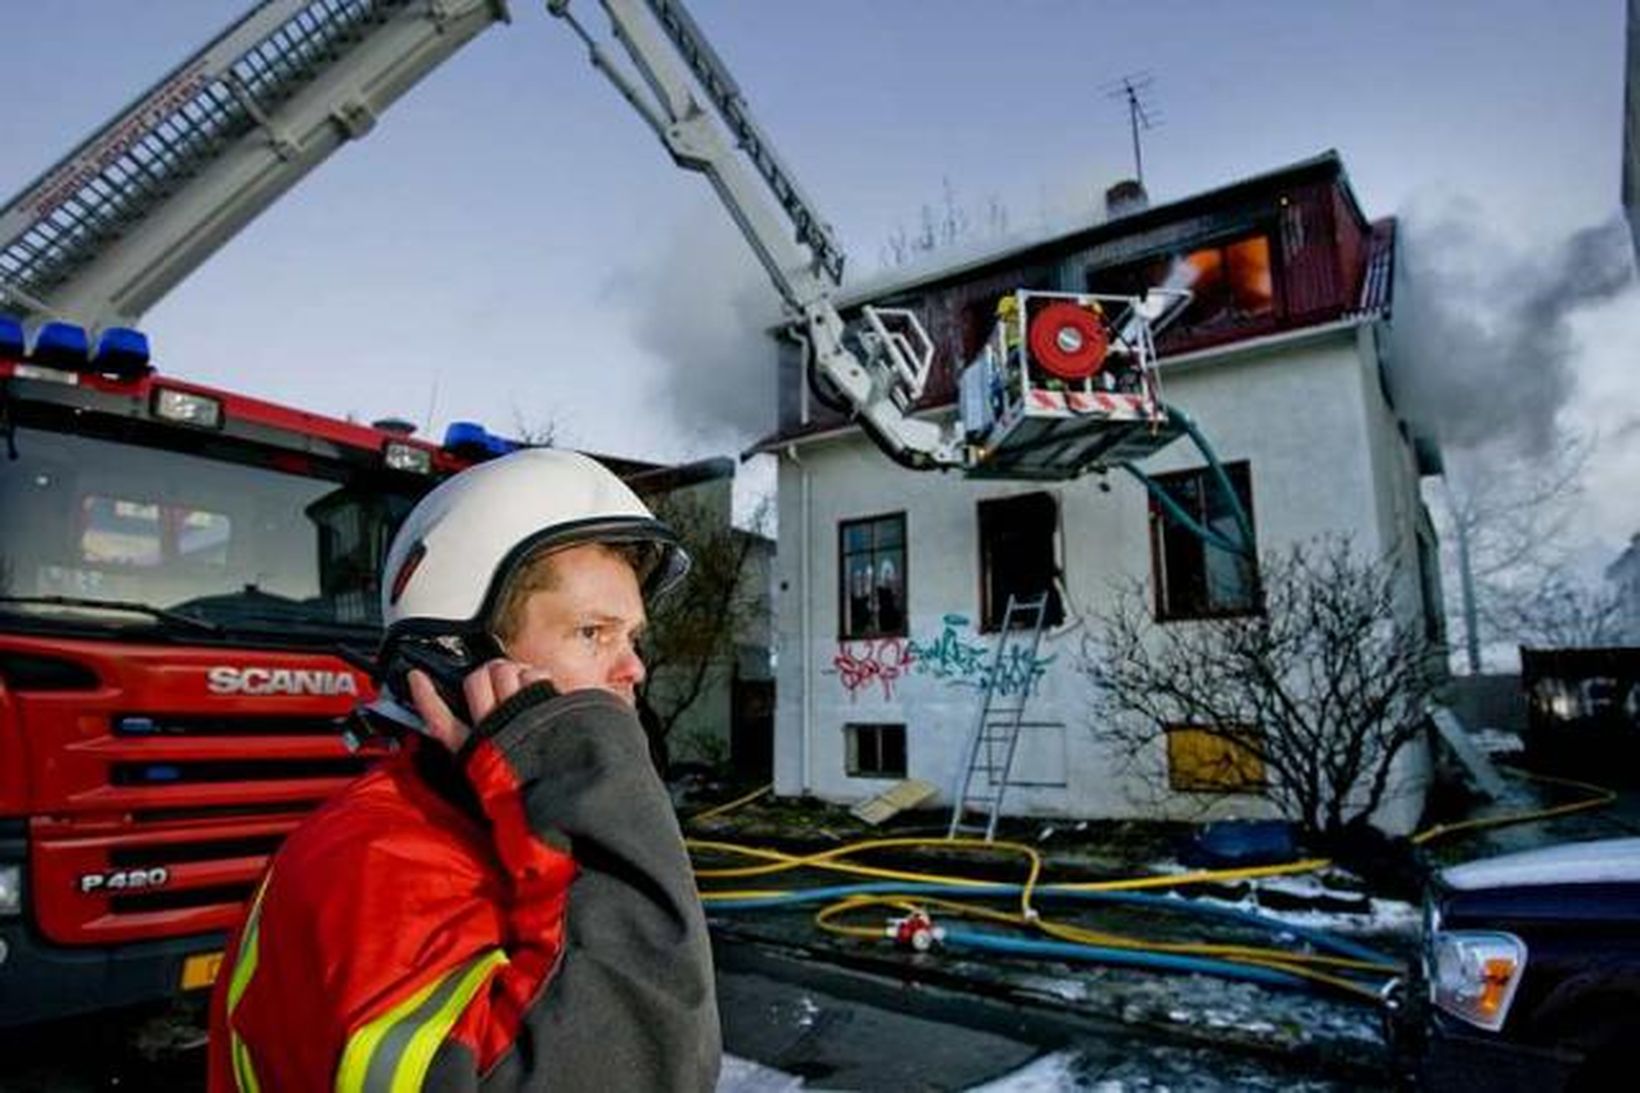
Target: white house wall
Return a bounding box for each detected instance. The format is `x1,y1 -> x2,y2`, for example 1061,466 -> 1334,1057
774,325 -> 1431,832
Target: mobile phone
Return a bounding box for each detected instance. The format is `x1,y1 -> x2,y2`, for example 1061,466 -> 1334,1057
368,633 -> 500,733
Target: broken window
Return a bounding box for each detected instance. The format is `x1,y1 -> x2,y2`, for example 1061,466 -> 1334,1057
1149,461 -> 1259,621
1090,233 -> 1276,344
846,722 -> 907,778
978,491 -> 1064,631
839,513 -> 906,638
1166,725 -> 1266,792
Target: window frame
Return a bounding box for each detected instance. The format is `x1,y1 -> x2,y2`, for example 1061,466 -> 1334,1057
837,511 -> 909,640
976,491 -> 1065,634
845,722 -> 908,779
1147,460 -> 1260,623
1085,228 -> 1284,351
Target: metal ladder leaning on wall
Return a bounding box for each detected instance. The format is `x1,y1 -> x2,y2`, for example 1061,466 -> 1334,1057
947,592 -> 1051,841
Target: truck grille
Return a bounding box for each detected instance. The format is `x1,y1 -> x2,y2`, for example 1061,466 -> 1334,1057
29,702 -> 389,946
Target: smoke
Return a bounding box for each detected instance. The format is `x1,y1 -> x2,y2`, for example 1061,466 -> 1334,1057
1389,208 -> 1634,456
609,202 -> 783,446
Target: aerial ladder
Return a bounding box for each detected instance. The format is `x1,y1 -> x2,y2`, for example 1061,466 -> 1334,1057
0,0 -> 1195,480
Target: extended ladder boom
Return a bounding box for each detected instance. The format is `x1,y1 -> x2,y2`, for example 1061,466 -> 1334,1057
554,0 -> 966,471
0,0 -> 509,333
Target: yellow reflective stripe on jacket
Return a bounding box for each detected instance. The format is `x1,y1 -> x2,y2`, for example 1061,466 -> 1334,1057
227,877 -> 271,1093
335,949 -> 507,1093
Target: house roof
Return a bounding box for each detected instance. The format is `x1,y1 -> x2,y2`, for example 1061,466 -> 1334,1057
835,150 -> 1365,309
749,150 -> 1394,457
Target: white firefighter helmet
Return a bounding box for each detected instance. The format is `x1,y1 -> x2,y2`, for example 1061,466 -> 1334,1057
380,447 -> 688,644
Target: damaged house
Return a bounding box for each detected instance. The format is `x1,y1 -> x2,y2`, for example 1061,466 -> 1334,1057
752,151 -> 1445,833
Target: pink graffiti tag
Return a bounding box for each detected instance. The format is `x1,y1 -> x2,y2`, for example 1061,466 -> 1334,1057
828,638 -> 916,701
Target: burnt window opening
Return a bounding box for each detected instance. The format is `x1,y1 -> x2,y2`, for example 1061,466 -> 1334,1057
846,723 -> 907,778
1149,462 -> 1259,621
1089,233 -> 1277,346
839,513 -> 906,639
978,491 -> 1064,632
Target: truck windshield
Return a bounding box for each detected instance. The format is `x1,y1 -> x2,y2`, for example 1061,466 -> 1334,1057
0,425 -> 428,637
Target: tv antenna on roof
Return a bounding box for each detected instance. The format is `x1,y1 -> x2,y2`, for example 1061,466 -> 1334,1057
1100,72 -> 1161,187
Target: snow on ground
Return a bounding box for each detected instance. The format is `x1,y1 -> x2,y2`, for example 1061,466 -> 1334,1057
964,1051 -> 1082,1091
716,1054 -> 804,1092
1104,865 -> 1421,941
962,1046 -> 1361,1091
1204,893 -> 1421,937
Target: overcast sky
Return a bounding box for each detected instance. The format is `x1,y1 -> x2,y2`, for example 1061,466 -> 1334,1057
0,1 -> 1634,554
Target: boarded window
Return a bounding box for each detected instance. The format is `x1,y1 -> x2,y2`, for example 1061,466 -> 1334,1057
839,513 -> 906,638
1149,461 -> 1259,621
1167,726 -> 1266,792
846,723 -> 907,778
978,492 -> 1064,631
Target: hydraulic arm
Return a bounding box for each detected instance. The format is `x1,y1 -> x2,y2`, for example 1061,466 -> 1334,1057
553,0 -> 1189,478
549,0 -> 963,470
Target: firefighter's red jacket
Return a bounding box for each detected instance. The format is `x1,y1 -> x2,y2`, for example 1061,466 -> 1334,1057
207,685 -> 720,1091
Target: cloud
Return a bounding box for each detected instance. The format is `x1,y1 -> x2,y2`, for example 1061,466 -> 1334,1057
610,201 -> 783,446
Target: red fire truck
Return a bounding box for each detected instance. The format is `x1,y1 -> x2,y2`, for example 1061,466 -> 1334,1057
0,317 -> 494,1024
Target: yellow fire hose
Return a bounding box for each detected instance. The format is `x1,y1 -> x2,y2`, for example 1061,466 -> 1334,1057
681,765 -> 1619,1003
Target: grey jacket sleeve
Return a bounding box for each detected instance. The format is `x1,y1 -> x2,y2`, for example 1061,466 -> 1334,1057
426,685 -> 721,1091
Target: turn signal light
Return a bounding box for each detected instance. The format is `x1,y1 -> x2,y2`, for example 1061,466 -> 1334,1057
1430,930 -> 1526,1031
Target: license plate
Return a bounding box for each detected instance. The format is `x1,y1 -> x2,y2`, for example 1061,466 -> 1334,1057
181,951 -> 224,991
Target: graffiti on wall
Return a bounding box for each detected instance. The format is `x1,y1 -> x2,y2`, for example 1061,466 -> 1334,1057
825,614 -> 1056,702
909,613 -> 1056,696
825,638 -> 914,701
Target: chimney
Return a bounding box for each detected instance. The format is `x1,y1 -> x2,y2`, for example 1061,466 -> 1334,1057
1104,179 -> 1148,220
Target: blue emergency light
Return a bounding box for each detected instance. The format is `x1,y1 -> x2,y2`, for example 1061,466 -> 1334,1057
10,320 -> 153,377
443,421 -> 520,459
0,316 -> 24,359
92,327 -> 152,378
30,321 -> 90,368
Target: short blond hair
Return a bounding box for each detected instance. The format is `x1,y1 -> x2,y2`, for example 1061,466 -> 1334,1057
490,540 -> 651,642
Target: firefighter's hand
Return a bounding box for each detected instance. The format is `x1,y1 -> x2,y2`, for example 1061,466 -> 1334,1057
408,661 -> 553,753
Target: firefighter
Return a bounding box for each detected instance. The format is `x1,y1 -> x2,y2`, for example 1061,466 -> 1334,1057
207,448 -> 721,1092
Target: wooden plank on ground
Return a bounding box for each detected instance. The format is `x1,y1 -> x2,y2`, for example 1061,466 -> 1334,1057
850,779 -> 939,825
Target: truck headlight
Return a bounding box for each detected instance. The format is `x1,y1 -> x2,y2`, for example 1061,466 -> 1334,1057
1431,930 -> 1526,1031
153,387 -> 223,429
383,440 -> 432,474
0,864 -> 21,916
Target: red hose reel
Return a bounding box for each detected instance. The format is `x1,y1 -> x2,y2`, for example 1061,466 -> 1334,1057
1027,301 -> 1108,380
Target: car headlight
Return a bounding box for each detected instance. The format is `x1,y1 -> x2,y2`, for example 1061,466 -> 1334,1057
1431,930 -> 1526,1031
0,864 -> 21,916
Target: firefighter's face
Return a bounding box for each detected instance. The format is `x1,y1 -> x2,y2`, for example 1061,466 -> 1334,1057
504,543 -> 648,705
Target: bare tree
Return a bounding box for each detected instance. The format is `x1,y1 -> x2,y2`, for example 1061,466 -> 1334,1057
1498,572 -> 1626,650
636,491 -> 768,773
1079,537 -> 1441,839
1435,432 -> 1593,668
880,178 -> 1009,268
509,410 -> 558,448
